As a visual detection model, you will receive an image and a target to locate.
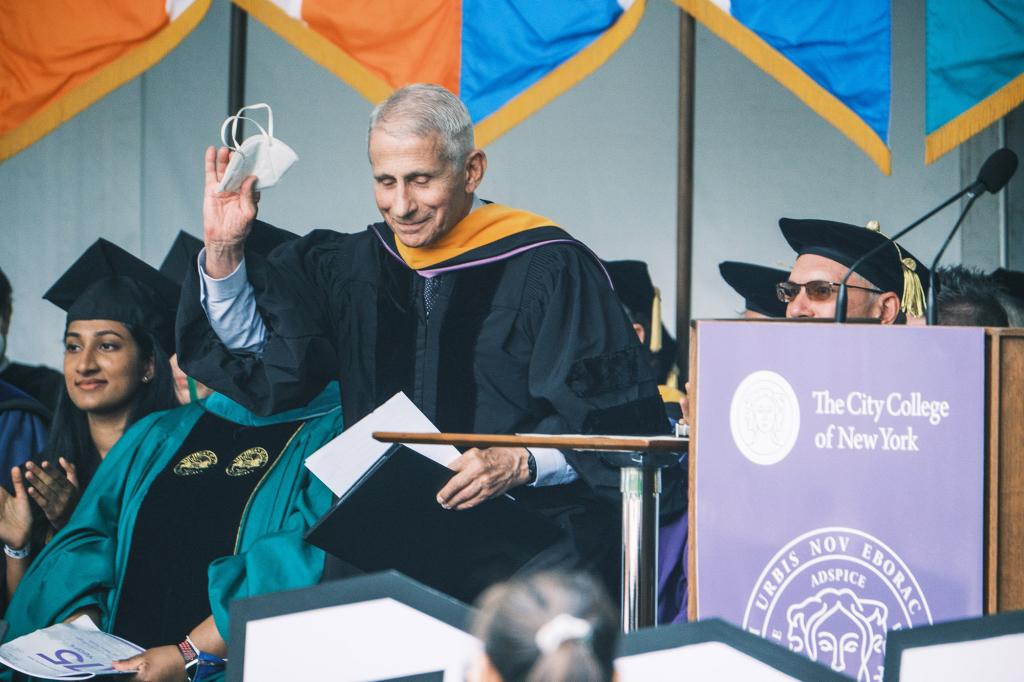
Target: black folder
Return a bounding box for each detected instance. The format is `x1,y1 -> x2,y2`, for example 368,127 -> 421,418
305,444 -> 563,603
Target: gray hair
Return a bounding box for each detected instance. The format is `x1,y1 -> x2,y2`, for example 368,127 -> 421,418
368,84 -> 474,169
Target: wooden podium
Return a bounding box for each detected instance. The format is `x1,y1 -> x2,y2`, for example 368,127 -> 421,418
983,328 -> 1024,613
374,431 -> 686,632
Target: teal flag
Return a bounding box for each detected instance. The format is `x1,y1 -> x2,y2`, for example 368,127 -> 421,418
926,0 -> 1024,162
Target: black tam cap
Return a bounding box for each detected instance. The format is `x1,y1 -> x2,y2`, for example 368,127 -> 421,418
779,218 -> 929,318
246,220 -> 299,256
605,260 -> 655,319
44,239 -> 180,353
159,231 -> 203,284
159,222 -> 298,285
158,218 -> 296,280
603,260 -> 678,384
718,261 -> 789,318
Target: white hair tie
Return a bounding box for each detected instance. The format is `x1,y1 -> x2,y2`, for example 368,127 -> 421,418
534,614 -> 593,654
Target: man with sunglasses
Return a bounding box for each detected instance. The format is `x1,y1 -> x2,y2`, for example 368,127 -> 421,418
775,218 -> 929,325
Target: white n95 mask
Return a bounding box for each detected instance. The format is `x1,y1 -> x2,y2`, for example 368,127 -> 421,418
216,103 -> 298,193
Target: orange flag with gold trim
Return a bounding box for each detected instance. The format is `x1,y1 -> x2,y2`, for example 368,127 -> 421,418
0,0 -> 211,162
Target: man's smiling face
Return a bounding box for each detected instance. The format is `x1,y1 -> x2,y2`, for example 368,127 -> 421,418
369,128 -> 475,248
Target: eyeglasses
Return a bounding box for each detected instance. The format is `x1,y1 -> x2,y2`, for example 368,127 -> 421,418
776,280 -> 883,303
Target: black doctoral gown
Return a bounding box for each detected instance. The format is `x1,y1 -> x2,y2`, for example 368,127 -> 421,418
177,220 -> 685,594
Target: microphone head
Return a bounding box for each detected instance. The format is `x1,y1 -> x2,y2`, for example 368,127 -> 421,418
976,148 -> 1018,194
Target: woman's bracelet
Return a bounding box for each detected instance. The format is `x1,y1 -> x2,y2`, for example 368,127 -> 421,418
3,543 -> 30,559
178,638 -> 198,662
179,635 -> 226,682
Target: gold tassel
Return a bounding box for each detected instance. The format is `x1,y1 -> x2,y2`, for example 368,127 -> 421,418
665,365 -> 680,390
869,224 -> 926,319
899,254 -> 926,318
650,287 -> 662,353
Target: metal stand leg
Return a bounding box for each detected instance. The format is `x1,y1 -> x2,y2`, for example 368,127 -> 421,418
620,465 -> 661,632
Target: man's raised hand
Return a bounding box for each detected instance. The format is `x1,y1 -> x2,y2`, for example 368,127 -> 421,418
203,146 -> 259,278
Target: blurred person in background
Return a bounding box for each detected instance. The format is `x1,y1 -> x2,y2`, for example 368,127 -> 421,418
935,265 -> 1009,327
0,266 -> 63,414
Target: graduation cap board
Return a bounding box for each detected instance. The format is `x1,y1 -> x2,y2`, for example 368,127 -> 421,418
603,259 -> 678,385
614,619 -> 848,681
159,231 -> 203,284
780,218 -> 930,319
881,610 -> 1024,682
228,571 -> 479,682
44,238 -> 180,353
159,221 -> 299,284
718,261 -> 789,318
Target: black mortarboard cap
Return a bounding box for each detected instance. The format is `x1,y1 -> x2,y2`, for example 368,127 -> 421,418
604,259 -> 678,384
159,231 -> 203,284
44,239 -> 180,353
246,219 -> 299,257
605,260 -> 655,318
718,261 -> 789,318
779,218 -> 930,317
159,221 -> 298,285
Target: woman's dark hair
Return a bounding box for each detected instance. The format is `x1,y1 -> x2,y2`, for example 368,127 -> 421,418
472,571 -> 618,682
38,323 -> 176,488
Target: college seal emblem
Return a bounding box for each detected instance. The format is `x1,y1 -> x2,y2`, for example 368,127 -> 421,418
173,449 -> 218,476
729,370 -> 800,465
743,527 -> 932,682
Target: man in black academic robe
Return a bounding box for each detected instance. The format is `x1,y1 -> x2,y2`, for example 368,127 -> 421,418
177,84 -> 684,597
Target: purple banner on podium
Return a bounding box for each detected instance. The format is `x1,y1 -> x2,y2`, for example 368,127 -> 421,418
694,321 -> 985,682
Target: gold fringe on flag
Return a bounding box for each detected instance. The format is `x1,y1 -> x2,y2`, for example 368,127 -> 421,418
232,0 -> 392,105
473,0 -> 646,147
0,0 -> 212,163
236,0 -> 645,150
925,73 -> 1024,164
670,0 -> 892,175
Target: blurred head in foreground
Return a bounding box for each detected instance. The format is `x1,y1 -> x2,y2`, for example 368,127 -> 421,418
470,571 -> 618,682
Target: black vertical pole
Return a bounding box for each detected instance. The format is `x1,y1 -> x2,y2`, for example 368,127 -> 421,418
228,3 -> 248,138
676,12 -> 696,375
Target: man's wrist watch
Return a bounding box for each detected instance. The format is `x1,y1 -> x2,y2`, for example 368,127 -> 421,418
526,451 -> 537,484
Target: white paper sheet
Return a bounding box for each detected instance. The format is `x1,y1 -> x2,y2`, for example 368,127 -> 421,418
242,598 -> 479,682
898,632 -> 1024,681
304,392 -> 460,497
0,616 -> 143,679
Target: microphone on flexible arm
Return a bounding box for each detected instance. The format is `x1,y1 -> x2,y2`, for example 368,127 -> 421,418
926,147 -> 1018,325
834,147 -> 1020,322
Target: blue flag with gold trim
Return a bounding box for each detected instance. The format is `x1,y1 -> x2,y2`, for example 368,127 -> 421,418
673,0 -> 893,174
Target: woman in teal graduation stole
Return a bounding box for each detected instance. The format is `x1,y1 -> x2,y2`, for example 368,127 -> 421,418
1,381 -> 344,682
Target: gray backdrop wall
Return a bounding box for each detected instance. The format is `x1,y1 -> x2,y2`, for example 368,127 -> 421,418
0,0 -> 971,371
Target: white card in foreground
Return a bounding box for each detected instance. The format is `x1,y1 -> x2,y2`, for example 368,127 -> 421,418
304,392 -> 460,497
0,616 -> 143,679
